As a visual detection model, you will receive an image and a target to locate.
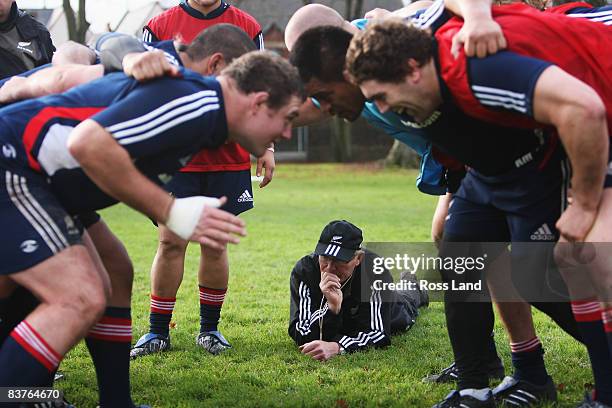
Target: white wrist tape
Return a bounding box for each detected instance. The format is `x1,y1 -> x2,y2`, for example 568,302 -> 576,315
166,196 -> 221,240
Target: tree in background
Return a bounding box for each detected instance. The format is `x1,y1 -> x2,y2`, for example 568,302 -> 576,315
63,0 -> 89,43
310,0 -> 366,162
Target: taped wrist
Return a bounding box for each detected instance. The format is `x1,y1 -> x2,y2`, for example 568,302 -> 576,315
165,196 -> 221,240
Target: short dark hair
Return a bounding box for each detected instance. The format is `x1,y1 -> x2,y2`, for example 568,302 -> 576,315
346,20 -> 434,85
289,25 -> 353,83
222,50 -> 306,110
183,24 -> 257,63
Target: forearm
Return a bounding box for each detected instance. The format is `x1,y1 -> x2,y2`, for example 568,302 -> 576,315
444,0 -> 493,19
68,119 -> 174,223
40,65 -> 103,94
288,322 -> 321,346
390,1 -> 433,18
431,192 -> 452,245
338,330 -> 390,353
558,114 -> 608,210
3,65 -> 103,102
534,66 -> 608,210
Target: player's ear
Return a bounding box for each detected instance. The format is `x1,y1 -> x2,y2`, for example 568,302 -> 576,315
407,58 -> 421,83
354,251 -> 364,266
250,92 -> 270,112
208,53 -> 226,76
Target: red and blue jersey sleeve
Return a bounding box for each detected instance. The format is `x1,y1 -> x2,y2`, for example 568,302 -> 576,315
467,51 -> 551,118
436,4 -> 612,131
409,0 -> 451,32
560,4 -> 612,25
91,73 -> 227,161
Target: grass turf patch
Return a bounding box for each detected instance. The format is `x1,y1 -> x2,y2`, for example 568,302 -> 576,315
59,164 -> 590,407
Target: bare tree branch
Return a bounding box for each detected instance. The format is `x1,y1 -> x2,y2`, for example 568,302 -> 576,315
62,0 -> 89,43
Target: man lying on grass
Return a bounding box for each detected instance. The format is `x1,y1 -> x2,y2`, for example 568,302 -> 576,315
288,220 -> 429,361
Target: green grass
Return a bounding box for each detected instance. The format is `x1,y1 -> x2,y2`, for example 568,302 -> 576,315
59,164 -> 591,407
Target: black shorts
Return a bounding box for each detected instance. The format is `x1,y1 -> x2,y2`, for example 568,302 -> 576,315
74,211 -> 101,230
164,170 -> 253,216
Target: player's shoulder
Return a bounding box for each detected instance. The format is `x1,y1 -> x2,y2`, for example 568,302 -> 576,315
292,253 -> 319,278
167,69 -> 222,95
16,9 -> 49,33
225,5 -> 262,33
67,72 -> 136,103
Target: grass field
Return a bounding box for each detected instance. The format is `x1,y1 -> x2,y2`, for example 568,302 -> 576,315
59,164 -> 591,407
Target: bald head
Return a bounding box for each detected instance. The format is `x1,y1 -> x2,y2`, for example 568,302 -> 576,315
285,4 -> 355,51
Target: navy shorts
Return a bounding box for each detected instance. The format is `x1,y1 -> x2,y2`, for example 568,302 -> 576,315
0,167 -> 82,276
446,143 -> 569,242
164,170 -> 253,216
442,143 -> 571,302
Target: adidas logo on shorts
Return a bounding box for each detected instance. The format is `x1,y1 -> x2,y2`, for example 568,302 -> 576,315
530,223 -> 556,241
237,190 -> 253,203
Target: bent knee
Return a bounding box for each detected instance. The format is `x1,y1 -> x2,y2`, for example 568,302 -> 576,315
158,236 -> 187,258
68,267 -> 108,321
201,244 -> 227,260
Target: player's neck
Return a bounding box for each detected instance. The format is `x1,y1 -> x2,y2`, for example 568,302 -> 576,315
217,75 -> 243,138
418,59 -> 443,121
186,0 -> 222,15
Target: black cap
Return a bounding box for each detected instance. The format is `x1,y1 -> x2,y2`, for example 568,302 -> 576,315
314,220 -> 363,262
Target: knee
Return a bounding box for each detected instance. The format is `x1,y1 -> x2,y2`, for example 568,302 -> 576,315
158,235 -> 187,259
61,271 -> 107,326
201,245 -> 227,261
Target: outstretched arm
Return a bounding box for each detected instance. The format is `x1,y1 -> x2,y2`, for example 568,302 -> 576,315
444,0 -> 507,58
364,1 -> 433,19
0,64 -> 103,103
68,120 -> 246,249
533,66 -> 608,241
366,0 -> 506,58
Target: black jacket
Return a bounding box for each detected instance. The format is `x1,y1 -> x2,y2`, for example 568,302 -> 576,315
0,3 -> 55,79
288,250 -> 417,353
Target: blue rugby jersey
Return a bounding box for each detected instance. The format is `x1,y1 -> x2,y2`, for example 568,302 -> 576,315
0,68 -> 227,214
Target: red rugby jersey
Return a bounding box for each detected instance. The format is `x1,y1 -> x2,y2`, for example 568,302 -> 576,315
435,3 -> 612,134
545,2 -> 592,15
144,1 -> 263,172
